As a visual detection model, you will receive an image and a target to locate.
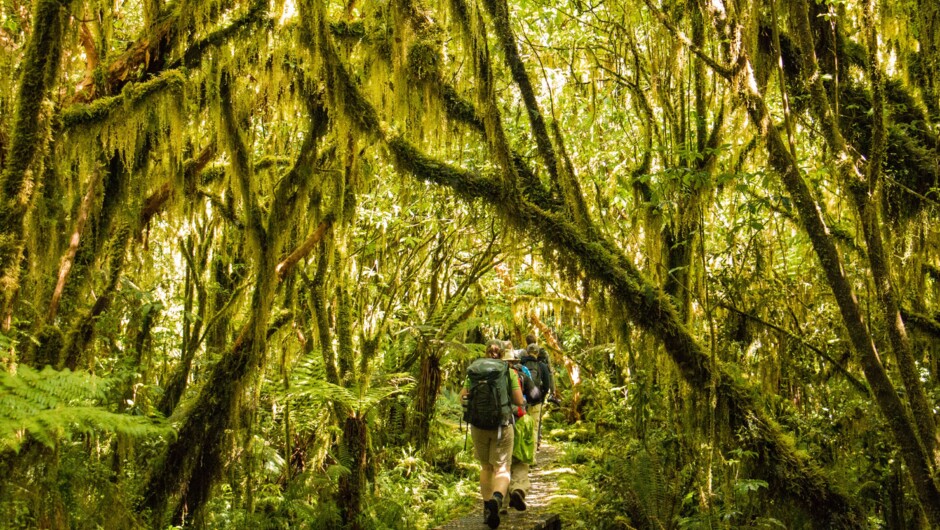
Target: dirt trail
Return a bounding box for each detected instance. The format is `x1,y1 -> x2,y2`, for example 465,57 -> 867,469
436,441 -> 570,529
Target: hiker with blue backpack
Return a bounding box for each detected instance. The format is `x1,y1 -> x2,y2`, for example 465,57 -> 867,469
506,348 -> 538,515
522,335 -> 555,446
461,340 -> 525,529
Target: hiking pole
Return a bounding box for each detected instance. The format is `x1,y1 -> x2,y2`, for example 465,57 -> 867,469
537,398 -> 546,449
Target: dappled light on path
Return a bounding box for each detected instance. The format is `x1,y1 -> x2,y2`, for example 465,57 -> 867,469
436,442 -> 568,529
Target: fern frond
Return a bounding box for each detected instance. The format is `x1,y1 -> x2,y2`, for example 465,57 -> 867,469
355,380 -> 415,417
290,359 -> 415,416
442,315 -> 484,342
0,366 -> 174,453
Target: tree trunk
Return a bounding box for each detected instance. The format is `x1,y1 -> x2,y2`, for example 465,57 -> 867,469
0,0 -> 73,329
338,415 -> 368,530
730,34 -> 940,525
411,341 -> 442,448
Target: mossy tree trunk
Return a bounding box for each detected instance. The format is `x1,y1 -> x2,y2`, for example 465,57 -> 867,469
0,0 -> 73,331
139,68 -> 333,524
338,415 -> 368,530
701,2 -> 940,521
412,340 -> 442,448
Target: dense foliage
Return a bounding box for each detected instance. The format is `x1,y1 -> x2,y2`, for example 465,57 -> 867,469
1,0 -> 939,528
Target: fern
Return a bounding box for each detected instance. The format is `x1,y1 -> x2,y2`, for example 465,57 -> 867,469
289,358 -> 414,417
0,366 -> 174,453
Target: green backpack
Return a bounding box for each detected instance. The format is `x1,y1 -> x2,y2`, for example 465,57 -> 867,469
464,358 -> 513,430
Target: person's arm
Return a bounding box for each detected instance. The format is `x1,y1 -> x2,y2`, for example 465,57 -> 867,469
511,386 -> 525,407
543,363 -> 555,395
509,370 -> 525,407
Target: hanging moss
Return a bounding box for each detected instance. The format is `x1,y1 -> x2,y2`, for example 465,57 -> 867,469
60,70 -> 186,131
0,0 -> 72,315
0,0 -> 69,200
387,136 -> 504,204
318,20 -> 383,140
169,0 -> 269,70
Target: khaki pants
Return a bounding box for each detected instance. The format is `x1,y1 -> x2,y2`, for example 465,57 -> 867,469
529,403 -> 543,444
471,425 -> 513,500
509,459 -> 531,495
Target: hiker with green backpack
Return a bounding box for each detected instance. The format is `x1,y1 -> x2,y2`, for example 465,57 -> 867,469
461,340 -> 525,529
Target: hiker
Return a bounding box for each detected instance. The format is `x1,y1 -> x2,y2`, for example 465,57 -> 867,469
509,340 -> 541,405
506,351 -> 536,513
461,340 -> 525,528
524,334 -> 556,404
521,339 -> 555,443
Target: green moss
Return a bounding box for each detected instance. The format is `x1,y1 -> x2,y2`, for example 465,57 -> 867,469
1,0 -> 69,202
173,0 -> 269,70
0,0 -> 72,315
320,27 -> 383,138
406,41 -> 441,84
331,20 -> 367,40
60,70 -> 186,131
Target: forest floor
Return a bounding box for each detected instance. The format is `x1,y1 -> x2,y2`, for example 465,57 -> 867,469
437,441 -> 571,529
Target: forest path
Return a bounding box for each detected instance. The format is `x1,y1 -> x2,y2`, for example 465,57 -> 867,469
436,441 -> 567,529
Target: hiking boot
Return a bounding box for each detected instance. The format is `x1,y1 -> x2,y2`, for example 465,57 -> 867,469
509,489 -> 526,511
483,498 -> 500,528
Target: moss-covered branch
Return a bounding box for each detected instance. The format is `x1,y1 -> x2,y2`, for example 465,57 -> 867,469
276,218 -> 333,280
167,0 -> 269,70
720,302 -> 870,396
901,308 -> 940,339
60,70 -> 185,131
218,72 -> 264,251
268,90 -> 330,237
480,0 -> 559,182
482,0 -> 595,232
72,12 -> 178,103
314,13 -> 382,140
437,80 -> 558,209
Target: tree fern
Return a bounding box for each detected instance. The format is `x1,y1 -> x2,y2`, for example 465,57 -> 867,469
0,365 -> 173,452
289,357 -> 415,417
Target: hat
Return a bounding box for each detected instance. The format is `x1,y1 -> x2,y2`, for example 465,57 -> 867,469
500,348 -> 520,362
526,344 -> 539,356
